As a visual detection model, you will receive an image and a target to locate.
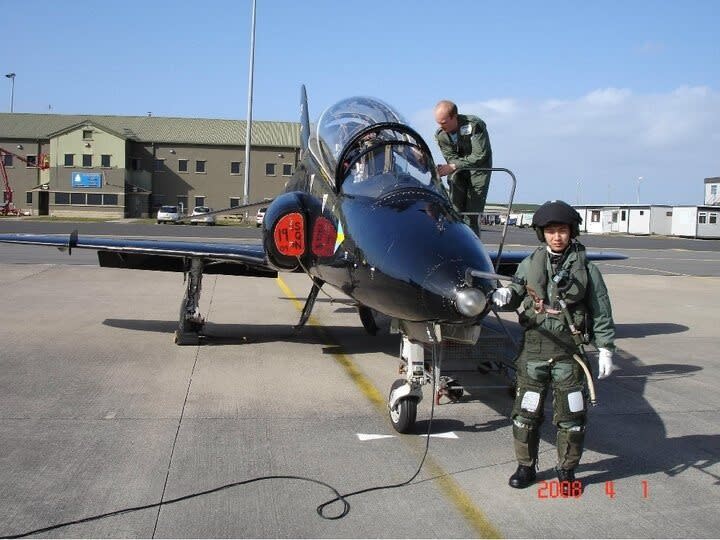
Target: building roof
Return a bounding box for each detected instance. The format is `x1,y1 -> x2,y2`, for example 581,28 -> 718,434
0,112 -> 300,148
704,177 -> 720,184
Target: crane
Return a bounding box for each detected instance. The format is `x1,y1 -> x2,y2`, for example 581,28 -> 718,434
0,146 -> 49,216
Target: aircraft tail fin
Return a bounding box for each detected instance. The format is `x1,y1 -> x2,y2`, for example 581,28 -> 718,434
300,84 -> 310,153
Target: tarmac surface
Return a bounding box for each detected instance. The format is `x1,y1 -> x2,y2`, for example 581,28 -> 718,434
1,220 -> 719,538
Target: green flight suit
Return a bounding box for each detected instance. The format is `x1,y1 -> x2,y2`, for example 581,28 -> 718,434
435,114 -> 492,233
504,242 -> 616,470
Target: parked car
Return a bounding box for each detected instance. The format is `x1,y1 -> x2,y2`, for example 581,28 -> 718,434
157,205 -> 180,224
190,206 -> 216,225
256,207 -> 267,227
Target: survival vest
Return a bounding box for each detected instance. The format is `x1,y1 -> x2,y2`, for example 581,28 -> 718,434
519,242 -> 589,334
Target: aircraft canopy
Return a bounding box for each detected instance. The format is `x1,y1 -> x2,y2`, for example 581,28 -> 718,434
312,97 -> 408,177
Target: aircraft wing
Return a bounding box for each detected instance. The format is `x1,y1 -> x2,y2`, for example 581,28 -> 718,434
0,233 -> 277,277
489,249 -> 627,274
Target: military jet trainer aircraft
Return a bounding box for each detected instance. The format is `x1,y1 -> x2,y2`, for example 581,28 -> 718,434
0,86 -> 626,433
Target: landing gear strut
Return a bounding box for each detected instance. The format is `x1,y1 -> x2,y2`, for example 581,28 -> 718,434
175,258 -> 205,345
387,334 -> 435,434
387,325 -> 470,433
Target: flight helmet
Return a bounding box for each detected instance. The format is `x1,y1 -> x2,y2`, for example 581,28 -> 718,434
531,200 -> 582,242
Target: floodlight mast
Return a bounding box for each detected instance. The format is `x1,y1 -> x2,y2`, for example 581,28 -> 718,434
243,0 -> 257,206
5,73 -> 15,113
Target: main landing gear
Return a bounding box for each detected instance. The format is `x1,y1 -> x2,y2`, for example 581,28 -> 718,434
175,258 -> 206,345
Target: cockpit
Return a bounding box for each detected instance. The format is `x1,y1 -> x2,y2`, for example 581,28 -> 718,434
309,97 -> 445,198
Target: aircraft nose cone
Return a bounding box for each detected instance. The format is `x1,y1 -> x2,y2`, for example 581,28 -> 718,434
455,287 -> 487,317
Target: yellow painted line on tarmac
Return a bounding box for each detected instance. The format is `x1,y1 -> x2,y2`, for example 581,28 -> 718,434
275,276 -> 503,539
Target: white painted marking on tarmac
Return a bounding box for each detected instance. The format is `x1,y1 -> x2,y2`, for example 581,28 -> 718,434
420,432 -> 459,439
356,432 -> 460,440
357,433 -> 396,441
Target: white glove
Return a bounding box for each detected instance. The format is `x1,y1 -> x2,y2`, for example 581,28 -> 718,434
597,347 -> 616,379
491,287 -> 512,307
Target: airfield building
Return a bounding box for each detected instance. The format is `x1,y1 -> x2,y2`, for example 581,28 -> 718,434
0,113 -> 301,218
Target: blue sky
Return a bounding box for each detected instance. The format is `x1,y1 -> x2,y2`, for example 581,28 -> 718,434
4,0 -> 719,205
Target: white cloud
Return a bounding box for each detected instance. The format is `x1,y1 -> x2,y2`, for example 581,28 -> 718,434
411,86 -> 720,205
582,88 -> 632,107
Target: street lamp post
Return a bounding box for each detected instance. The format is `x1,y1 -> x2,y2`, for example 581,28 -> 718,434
5,73 -> 15,112
636,176 -> 643,204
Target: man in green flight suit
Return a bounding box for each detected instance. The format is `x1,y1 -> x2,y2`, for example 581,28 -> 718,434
491,200 -> 617,494
434,100 -> 492,235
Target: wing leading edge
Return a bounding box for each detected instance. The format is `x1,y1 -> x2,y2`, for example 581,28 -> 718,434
0,233 -> 277,277
490,248 -> 628,275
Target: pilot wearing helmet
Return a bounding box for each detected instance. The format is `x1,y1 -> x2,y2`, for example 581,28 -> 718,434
491,200 -> 617,494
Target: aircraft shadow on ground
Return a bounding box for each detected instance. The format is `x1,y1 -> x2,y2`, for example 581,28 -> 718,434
102,318 -> 400,355
275,296 -> 355,306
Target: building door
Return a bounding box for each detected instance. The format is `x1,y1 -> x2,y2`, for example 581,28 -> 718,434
38,190 -> 49,215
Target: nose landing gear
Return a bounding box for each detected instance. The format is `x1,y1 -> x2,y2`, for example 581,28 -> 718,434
387,333 -> 463,433
388,378 -> 419,433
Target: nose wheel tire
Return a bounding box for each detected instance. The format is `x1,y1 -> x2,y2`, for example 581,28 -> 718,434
388,379 -> 417,434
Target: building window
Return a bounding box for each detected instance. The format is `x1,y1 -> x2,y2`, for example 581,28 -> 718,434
26,155 -> 37,167
666,211 -> 672,217
2,154 -> 12,167
230,161 -> 241,175
82,129 -> 93,140
82,154 -> 92,167
154,158 -> 165,172
639,210 -> 645,216
131,158 -> 141,171
195,160 -> 206,173
103,194 -> 119,206
265,163 -> 276,176
26,191 -> 33,204
64,154 -> 74,167
282,163 -> 293,176
195,196 -> 205,207
621,210 -> 626,221
178,159 -> 188,173
101,154 -> 111,168
71,192 -> 86,205
591,210 -> 600,223
712,185 -> 718,195
710,213 -> 718,224
698,213 -> 707,224
87,193 -> 103,205
229,197 -> 240,208
55,192 -> 70,204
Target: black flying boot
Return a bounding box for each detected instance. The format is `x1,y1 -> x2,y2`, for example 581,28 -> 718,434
556,467 -> 582,496
508,464 -> 536,489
